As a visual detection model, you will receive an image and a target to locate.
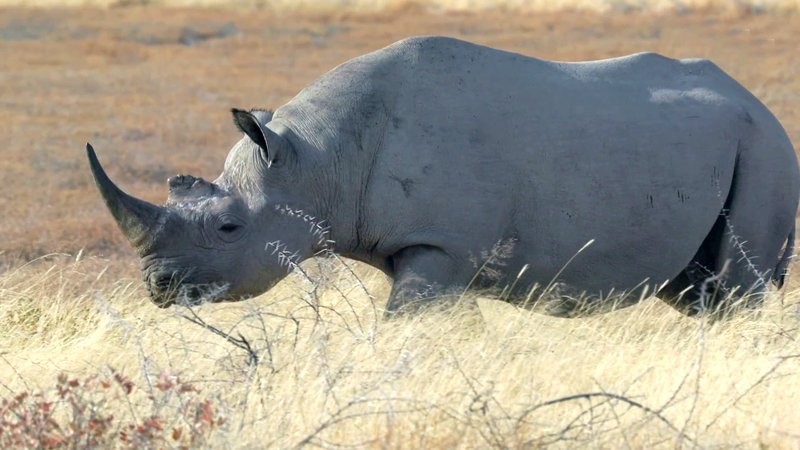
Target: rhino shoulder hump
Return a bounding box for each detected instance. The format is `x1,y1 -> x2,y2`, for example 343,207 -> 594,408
391,35 -> 461,51
677,56 -> 723,76
628,51 -> 674,61
387,35 -> 478,62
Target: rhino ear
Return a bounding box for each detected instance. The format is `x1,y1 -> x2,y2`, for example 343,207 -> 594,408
231,108 -> 289,168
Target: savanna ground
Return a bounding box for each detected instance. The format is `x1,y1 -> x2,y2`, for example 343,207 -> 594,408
1,2 -> 800,448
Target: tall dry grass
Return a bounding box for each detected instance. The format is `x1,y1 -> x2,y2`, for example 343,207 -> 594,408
1,254 -> 799,448
5,0 -> 800,13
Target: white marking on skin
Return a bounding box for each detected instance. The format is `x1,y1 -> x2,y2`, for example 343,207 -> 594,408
649,87 -> 726,105
264,239 -> 301,273
265,240 -> 285,255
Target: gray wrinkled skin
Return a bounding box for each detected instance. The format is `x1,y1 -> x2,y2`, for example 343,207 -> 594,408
89,36 -> 799,316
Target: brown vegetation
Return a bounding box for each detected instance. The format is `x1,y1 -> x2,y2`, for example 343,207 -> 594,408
1,5 -> 799,448
1,6 -> 799,265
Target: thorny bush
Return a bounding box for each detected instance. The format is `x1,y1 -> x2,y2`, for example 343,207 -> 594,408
0,368 -> 224,449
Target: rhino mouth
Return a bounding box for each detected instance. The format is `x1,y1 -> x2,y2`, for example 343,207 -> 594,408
148,280 -> 232,308
144,267 -> 231,308
174,283 -> 231,307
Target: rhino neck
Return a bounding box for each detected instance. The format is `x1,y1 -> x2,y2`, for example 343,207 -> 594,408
273,54 -> 406,267
275,112 -> 393,267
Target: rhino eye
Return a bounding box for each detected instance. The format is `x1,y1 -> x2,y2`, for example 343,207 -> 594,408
218,223 -> 241,233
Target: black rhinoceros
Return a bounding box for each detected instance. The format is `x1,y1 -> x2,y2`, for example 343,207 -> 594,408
87,36 -> 799,316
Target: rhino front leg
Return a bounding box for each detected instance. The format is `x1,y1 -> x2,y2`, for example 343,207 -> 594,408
385,245 -> 472,316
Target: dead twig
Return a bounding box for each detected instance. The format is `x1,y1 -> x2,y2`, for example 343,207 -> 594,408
517,391 -> 696,446
178,307 -> 259,367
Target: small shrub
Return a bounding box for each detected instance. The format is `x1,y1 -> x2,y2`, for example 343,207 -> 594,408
0,369 -> 224,449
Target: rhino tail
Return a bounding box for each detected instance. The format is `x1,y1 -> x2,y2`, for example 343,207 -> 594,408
773,224 -> 795,289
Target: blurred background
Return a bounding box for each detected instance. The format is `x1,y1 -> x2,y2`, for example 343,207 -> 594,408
1,0 -> 798,272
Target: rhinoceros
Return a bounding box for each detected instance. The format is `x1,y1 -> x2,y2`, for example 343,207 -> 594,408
87,36 -> 799,316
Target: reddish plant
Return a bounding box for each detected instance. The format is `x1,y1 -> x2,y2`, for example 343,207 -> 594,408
0,369 -> 225,449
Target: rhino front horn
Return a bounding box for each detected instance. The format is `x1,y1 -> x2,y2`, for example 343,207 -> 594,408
86,143 -> 164,253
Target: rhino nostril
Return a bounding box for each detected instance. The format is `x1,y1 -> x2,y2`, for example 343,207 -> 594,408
168,174 -> 196,190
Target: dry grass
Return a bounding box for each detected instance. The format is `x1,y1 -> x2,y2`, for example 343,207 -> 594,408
1,255 -> 799,448
1,5 -> 800,448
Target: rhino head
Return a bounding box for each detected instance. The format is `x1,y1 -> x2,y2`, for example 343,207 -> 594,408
88,109 -> 327,307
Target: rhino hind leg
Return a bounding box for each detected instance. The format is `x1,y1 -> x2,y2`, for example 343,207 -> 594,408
657,213 -> 731,316
659,133 -> 798,316
659,213 -> 789,318
656,212 -> 777,317
708,202 -> 794,313
708,133 -> 798,313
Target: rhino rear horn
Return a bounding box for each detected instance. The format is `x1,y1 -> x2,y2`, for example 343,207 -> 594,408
231,108 -> 289,168
86,143 -> 164,253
